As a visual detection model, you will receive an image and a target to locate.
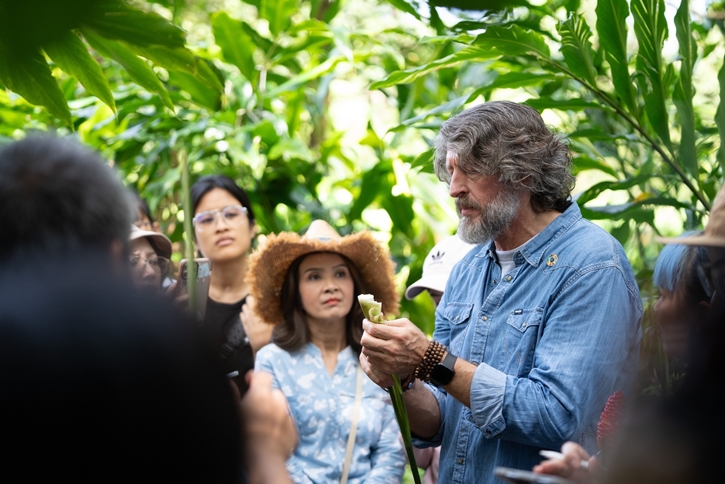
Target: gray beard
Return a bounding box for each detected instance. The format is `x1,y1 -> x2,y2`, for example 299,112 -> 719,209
456,189 -> 520,244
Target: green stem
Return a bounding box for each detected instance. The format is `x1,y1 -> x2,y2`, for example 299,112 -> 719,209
389,375 -> 422,484
179,149 -> 198,321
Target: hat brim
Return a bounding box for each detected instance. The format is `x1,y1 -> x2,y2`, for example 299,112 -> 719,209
129,226 -> 172,259
405,276 -> 446,300
247,231 -> 399,325
655,235 -> 725,248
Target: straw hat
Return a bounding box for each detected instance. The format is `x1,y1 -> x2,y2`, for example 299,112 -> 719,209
247,220 -> 399,325
129,225 -> 172,259
657,185 -> 725,247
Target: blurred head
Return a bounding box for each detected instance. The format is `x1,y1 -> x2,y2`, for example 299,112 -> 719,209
0,257 -> 242,483
0,136 -> 133,262
127,225 -> 172,290
405,234 -> 476,306
133,192 -> 160,233
653,232 -> 711,357
434,101 -> 574,216
191,175 -> 256,264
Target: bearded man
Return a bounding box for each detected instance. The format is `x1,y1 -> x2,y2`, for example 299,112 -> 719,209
360,101 -> 642,483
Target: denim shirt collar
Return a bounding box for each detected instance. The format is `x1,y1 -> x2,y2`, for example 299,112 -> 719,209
479,201 -> 581,268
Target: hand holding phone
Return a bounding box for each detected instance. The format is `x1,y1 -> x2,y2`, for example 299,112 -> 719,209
177,258 -> 212,322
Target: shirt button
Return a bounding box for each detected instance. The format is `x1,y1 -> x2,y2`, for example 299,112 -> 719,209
505,275 -> 513,282
482,316 -> 488,321
457,458 -> 464,464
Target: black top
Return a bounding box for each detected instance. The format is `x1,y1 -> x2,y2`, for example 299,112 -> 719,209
204,296 -> 254,395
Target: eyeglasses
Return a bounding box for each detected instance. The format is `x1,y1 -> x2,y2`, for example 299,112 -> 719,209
193,205 -> 248,232
128,254 -> 169,275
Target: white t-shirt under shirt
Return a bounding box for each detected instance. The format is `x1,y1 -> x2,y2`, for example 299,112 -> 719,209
495,235 -> 536,277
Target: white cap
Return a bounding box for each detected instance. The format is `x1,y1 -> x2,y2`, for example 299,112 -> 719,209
405,235 -> 476,300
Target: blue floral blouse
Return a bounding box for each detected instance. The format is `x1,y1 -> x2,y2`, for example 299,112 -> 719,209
255,343 -> 406,484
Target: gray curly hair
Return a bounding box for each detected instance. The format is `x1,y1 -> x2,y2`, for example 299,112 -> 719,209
433,101 -> 575,213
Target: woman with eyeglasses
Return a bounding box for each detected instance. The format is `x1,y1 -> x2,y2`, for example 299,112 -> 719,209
190,175 -> 273,394
128,224 -> 172,290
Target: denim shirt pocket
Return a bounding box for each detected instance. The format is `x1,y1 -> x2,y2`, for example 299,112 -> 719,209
501,307 -> 543,377
443,302 -> 474,325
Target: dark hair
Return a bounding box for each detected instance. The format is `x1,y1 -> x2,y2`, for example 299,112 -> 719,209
0,136 -> 133,260
133,191 -> 155,225
434,101 -> 574,213
273,253 -> 367,357
0,256 -> 243,483
191,175 -> 255,225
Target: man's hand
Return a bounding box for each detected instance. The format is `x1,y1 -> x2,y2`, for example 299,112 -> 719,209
241,296 -> 273,355
360,317 -> 429,380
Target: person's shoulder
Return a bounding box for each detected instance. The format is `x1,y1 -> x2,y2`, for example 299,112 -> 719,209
255,343 -> 289,363
555,216 -> 629,267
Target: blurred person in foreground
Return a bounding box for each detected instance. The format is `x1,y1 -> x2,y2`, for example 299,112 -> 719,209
359,101 -> 642,483
0,135 -> 296,483
0,257 -> 295,484
248,220 -> 406,483
405,234 -> 475,484
128,224 -> 172,291
535,187 -> 725,484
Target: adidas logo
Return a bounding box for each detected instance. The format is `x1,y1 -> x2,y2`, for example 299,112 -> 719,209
430,250 -> 445,262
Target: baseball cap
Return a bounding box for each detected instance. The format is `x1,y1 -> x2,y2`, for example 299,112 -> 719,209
129,225 -> 172,259
405,235 -> 476,300
656,184 -> 725,247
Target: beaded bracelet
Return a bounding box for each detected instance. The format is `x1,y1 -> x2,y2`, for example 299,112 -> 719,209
414,340 -> 446,383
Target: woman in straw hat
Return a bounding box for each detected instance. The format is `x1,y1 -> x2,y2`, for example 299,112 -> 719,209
248,220 -> 406,484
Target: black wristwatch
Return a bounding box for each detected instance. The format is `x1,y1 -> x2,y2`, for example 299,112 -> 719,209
430,352 -> 457,387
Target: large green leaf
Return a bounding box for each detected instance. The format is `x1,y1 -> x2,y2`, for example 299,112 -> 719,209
673,0 -> 697,179
43,31 -> 116,112
472,25 -> 550,59
467,72 -> 560,101
558,14 -> 597,86
0,45 -> 71,125
384,0 -> 421,19
595,0 -> 638,116
129,44 -> 223,92
632,0 -> 671,149
83,31 -> 174,111
576,174 -> 654,205
572,155 -> 618,178
348,160 -> 393,222
525,98 -> 602,111
83,1 -> 185,49
168,71 -> 221,110
211,12 -> 257,83
266,56 -> 344,97
717,55 -> 725,173
389,94 -> 469,132
260,0 -> 296,37
371,45 -> 499,89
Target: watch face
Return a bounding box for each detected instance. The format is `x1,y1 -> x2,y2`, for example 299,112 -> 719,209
431,353 -> 456,386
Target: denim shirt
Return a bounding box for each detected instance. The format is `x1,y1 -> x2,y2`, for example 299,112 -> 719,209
414,202 -> 642,484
